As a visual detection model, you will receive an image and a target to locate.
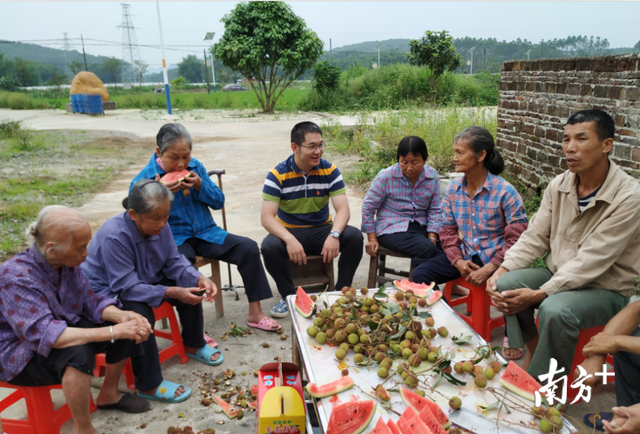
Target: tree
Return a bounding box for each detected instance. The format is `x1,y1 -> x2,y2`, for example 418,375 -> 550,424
312,61 -> 341,93
13,58 -> 34,86
133,60 -> 149,87
177,55 -> 204,84
213,2 -> 324,113
407,31 -> 461,104
69,60 -> 83,76
47,69 -> 68,98
103,57 -> 122,88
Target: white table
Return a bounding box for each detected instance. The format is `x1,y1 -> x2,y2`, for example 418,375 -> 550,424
287,289 -> 576,434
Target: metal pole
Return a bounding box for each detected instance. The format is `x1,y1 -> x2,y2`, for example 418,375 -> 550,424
204,49 -> 211,94
330,38 -> 332,65
81,34 -> 88,71
211,51 -> 216,93
156,2 -> 172,115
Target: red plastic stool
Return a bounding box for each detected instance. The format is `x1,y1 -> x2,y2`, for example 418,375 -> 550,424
0,382 -> 97,434
94,301 -> 190,390
533,319 -> 615,403
443,277 -> 505,342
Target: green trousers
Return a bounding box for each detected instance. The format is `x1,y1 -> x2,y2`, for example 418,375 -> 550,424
496,267 -> 629,379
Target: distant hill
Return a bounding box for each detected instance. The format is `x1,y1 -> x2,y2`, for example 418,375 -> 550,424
332,39 -> 411,53
0,40 -> 114,69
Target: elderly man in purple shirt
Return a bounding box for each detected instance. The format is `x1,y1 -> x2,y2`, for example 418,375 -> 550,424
0,206 -> 153,434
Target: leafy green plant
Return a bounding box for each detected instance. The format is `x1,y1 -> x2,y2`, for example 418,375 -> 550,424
312,61 -> 341,93
407,30 -> 462,104
170,76 -> 186,89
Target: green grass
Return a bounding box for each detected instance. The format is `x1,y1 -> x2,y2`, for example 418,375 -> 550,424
0,120 -> 117,261
4,87 -> 310,111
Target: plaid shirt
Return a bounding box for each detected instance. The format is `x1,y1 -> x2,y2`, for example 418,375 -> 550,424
361,163 -> 443,235
440,172 -> 528,266
130,155 -> 228,246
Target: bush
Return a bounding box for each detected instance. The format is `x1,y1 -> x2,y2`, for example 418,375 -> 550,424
312,61 -> 341,93
0,91 -> 49,110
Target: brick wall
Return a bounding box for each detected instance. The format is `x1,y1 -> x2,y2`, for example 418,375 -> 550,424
497,54 -> 640,193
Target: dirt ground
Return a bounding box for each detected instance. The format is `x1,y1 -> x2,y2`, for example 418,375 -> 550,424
0,108 -> 613,434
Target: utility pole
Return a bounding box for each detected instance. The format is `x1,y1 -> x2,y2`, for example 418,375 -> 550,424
375,43 -> 381,69
156,1 -> 172,114
204,49 -> 211,94
541,39 -> 544,58
524,49 -> 532,60
81,34 -> 88,71
62,32 -> 72,74
330,39 -> 332,65
469,47 -> 476,75
204,32 -> 216,92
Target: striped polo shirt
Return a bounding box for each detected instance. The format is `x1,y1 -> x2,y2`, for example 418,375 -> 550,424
262,154 -> 347,228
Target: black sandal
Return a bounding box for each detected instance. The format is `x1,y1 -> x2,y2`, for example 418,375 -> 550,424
97,392 -> 150,414
584,412 -> 613,432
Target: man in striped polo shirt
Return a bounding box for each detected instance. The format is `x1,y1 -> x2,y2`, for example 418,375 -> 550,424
261,121 -> 364,317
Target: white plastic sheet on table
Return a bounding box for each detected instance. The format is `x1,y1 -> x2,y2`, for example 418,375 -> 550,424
287,289 -> 576,434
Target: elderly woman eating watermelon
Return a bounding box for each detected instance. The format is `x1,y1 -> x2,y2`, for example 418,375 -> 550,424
130,123 -> 280,332
82,180 -> 220,403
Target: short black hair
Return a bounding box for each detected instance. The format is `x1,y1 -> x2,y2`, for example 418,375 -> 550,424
291,121 -> 322,146
566,109 -> 615,141
396,136 -> 428,162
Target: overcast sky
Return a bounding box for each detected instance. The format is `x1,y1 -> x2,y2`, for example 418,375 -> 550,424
1,1 -> 639,69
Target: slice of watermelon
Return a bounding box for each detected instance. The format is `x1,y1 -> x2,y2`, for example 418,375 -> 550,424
426,290 -> 443,306
393,280 -> 435,298
326,400 -> 376,434
499,360 -> 542,401
397,413 -> 434,434
248,401 -> 257,409
421,398 -> 451,429
160,169 -> 191,184
398,406 -> 418,427
294,286 -> 315,318
387,419 -> 401,434
370,417 -> 393,434
400,387 -> 428,413
214,395 -> 238,419
417,407 -> 447,434
305,376 -> 355,398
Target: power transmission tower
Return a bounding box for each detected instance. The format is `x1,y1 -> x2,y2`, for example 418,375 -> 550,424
118,3 -> 142,85
62,32 -> 72,74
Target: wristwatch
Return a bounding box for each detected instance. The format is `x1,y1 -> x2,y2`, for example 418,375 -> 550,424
330,230 -> 341,239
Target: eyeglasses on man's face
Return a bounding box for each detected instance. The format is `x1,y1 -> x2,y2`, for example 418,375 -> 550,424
299,143 -> 325,152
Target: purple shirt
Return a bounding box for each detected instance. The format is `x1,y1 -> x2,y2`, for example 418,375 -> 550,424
0,248 -> 119,381
361,163 -> 443,236
81,212 -> 201,308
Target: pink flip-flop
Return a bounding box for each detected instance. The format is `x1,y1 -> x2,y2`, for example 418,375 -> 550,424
248,316 -> 282,332
502,337 -> 523,360
203,333 -> 218,348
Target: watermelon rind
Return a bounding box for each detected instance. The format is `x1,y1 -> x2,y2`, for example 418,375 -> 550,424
326,400 -> 376,434
294,286 -> 315,318
498,360 -> 542,401
426,290 -> 443,306
305,376 -> 355,398
214,395 -> 238,419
